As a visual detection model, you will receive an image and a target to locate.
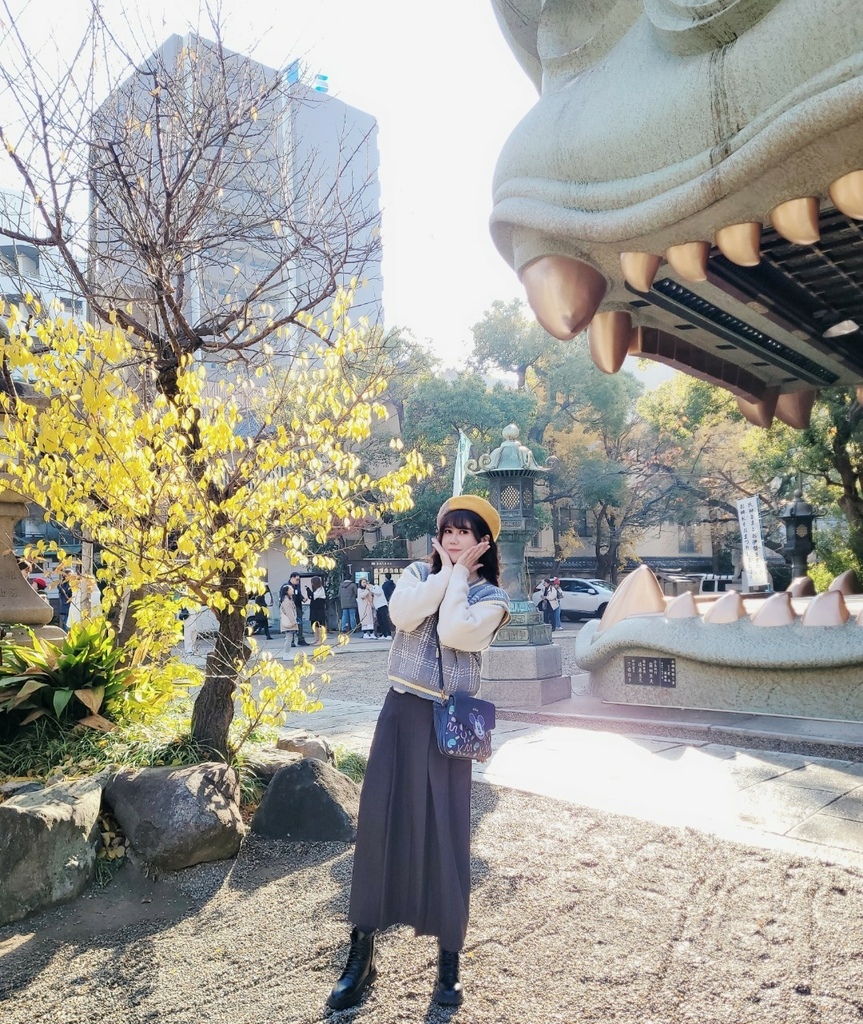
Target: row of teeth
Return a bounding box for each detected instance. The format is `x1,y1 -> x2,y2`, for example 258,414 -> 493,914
596,566 -> 861,635
621,168 -> 863,290
519,170 -> 863,428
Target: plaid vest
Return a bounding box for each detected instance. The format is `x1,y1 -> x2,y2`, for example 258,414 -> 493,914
387,562 -> 509,699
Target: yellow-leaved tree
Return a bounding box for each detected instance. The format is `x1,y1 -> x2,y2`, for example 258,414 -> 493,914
0,292 -> 428,757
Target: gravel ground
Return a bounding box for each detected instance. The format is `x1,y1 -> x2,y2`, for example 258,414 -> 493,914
5,638 -> 863,1023
2,785 -> 863,1024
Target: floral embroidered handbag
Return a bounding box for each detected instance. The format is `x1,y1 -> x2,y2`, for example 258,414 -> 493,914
433,634 -> 496,762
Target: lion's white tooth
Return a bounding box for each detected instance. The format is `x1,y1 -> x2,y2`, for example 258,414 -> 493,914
769,197 -> 820,245
519,255 -> 607,340
665,241 -> 709,283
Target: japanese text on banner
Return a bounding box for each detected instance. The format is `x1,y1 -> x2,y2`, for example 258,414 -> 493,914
736,495 -> 769,588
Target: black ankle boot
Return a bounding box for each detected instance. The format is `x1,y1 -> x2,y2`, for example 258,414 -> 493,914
327,927 -> 377,1010
433,946 -> 463,1006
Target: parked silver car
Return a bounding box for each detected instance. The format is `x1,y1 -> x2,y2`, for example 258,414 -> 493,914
531,577 -> 615,621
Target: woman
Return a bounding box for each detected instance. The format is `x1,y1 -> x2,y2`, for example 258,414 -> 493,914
551,577 -> 563,631
357,578 -> 375,638
279,582 -> 298,651
542,578 -> 561,630
328,495 -> 509,1011
306,575 -> 327,645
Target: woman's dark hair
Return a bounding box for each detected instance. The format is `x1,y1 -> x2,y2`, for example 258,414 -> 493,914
431,508 -> 501,586
310,575 -> 323,590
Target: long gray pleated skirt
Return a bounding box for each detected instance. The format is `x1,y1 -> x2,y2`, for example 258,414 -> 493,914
349,688 -> 473,952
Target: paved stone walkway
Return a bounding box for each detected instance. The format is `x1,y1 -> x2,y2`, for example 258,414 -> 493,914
189,626 -> 863,870
298,695 -> 863,870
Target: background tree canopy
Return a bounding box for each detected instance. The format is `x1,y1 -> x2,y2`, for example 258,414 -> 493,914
395,299 -> 863,587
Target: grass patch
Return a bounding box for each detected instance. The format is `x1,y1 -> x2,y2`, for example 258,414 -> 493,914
0,712 -> 203,789
332,745 -> 368,784
230,753 -> 267,816
0,698 -> 366,824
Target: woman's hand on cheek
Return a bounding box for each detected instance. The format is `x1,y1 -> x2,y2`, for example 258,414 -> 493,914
432,538 -> 453,568
455,539 -> 489,573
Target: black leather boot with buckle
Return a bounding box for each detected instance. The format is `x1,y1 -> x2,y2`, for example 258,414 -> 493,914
327,927 -> 377,1010
433,946 -> 464,1006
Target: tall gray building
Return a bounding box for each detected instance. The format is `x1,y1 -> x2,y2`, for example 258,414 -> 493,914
89,33 -> 383,372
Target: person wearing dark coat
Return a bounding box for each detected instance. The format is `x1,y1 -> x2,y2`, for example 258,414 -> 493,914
289,572 -> 309,645
249,586 -> 272,639
307,575 -> 327,645
339,576 -> 359,631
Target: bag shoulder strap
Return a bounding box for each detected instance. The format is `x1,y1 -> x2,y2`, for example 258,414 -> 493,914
434,622 -> 447,702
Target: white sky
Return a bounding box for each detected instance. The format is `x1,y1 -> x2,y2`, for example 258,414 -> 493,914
276,1 -> 541,367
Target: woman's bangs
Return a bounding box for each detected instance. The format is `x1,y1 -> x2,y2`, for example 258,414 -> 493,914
439,509 -> 482,537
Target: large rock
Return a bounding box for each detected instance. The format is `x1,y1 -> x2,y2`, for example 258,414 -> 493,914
244,748 -> 302,785
276,730 -> 333,763
0,780 -> 45,798
105,763 -> 244,872
0,774 -> 103,925
251,758 -> 360,842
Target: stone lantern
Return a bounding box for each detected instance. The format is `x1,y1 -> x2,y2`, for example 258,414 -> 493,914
780,489 -> 816,580
470,424 -> 570,706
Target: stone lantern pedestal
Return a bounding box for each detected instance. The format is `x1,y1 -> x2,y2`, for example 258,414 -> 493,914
0,392 -> 65,643
0,486 -> 65,643
471,425 -> 571,707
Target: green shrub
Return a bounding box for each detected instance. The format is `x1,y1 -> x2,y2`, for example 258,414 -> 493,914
811,526 -> 863,592
108,656 -> 199,726
808,563 -> 834,594
0,617 -> 195,734
0,619 -> 135,730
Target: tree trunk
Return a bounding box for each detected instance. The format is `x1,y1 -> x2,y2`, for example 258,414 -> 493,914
830,421 -> 863,568
710,529 -> 722,574
607,542 -> 621,586
839,496 -> 863,569
190,602 -> 250,759
116,585 -> 146,646
594,510 -> 620,584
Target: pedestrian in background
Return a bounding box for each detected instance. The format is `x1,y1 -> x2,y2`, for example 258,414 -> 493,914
339,575 -> 358,632
381,571 -> 396,603
307,575 -> 327,645
369,580 -> 392,639
288,572 -> 310,646
541,577 -> 560,628
57,574 -> 72,628
357,578 -> 375,638
279,583 -> 298,651
551,577 -> 563,631
248,584 -> 272,639
327,495 -> 509,1011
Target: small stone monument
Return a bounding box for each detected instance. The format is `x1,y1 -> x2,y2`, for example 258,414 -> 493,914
474,425 -> 571,706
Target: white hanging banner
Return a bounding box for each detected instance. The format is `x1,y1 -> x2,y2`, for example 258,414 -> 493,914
452,429 -> 472,497
736,495 -> 769,588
